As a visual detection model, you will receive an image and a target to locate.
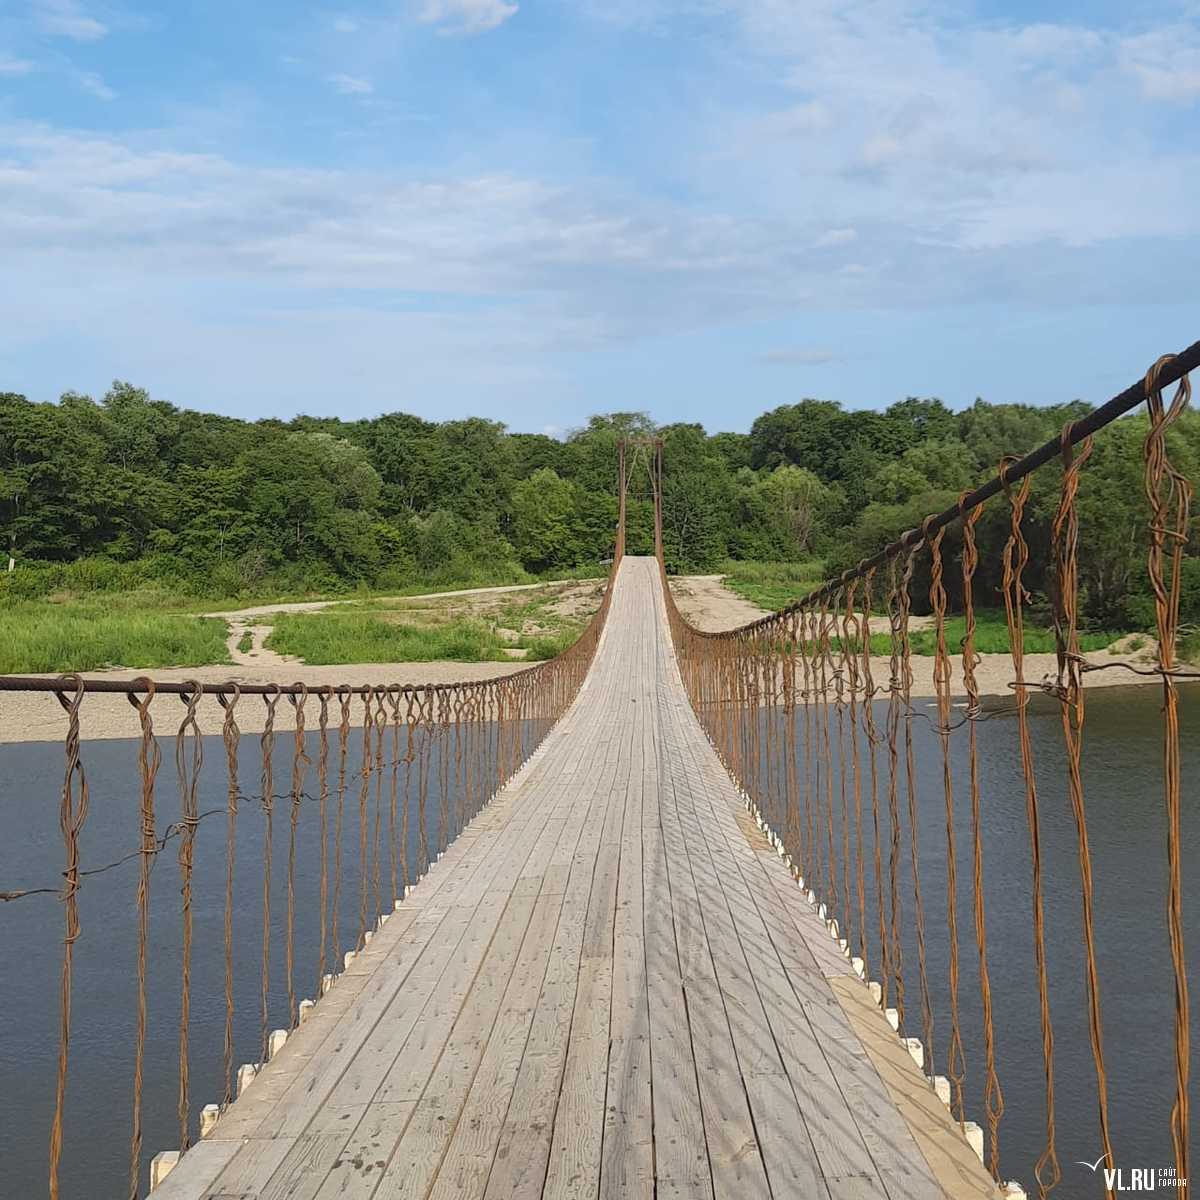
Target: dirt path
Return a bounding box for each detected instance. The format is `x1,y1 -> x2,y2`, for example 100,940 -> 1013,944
667,575 -> 766,631
224,619 -> 298,668
200,577 -> 589,623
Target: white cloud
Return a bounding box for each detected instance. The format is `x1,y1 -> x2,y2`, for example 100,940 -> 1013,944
0,56 -> 36,75
32,0 -> 107,41
333,17 -> 360,33
76,69 -> 115,100
1120,27 -> 1200,102
327,72 -> 373,94
416,0 -> 518,35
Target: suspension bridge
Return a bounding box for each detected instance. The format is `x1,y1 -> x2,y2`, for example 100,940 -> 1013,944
2,345 -> 1197,1200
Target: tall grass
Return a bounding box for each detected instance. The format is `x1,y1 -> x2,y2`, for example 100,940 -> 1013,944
0,601 -> 230,673
719,559 -> 828,611
867,610 -> 1118,656
265,613 -> 514,665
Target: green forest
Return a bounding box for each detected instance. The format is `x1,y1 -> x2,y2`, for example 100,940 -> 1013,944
3,382 -> 1199,639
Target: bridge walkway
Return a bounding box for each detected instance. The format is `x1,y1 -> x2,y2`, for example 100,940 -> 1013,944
156,556 -> 999,1200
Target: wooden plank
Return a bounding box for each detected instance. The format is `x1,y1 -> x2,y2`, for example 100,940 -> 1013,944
642,806 -> 710,1197
657,728 -> 772,1200
600,640 -> 654,1199
481,726 -> 623,1200
371,892 -> 540,1200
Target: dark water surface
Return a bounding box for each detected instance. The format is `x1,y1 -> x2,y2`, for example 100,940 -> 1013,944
0,688 -> 1197,1198
0,720 -> 520,1200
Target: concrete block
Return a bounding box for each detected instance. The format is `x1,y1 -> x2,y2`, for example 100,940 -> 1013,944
933,1075 -> 951,1106
199,1104 -> 220,1138
851,956 -> 865,978
268,1028 -> 288,1059
868,980 -> 883,1005
363,930 -> 373,947
299,998 -> 315,1025
150,1151 -> 180,1190
321,973 -> 334,996
963,1121 -> 984,1162
885,1007 -> 899,1032
1003,1183 -> 1027,1199
344,950 -> 356,971
903,1037 -> 924,1070
236,1063 -> 258,1097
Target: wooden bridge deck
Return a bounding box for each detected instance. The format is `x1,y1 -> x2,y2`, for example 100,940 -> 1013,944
157,557 -> 1000,1200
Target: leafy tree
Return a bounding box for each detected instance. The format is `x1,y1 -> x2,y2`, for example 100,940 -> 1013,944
751,466 -> 837,558
510,469 -> 580,571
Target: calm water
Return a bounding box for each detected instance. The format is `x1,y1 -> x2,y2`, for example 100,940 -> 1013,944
0,689 -> 1196,1198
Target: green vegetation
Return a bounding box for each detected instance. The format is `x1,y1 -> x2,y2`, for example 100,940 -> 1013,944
869,611 -> 1118,656
236,629 -> 254,655
0,597 -> 229,674
265,613 -> 512,665
4,382 -> 1199,667
720,559 -> 828,611
1179,626 -> 1200,665
261,586 -> 593,666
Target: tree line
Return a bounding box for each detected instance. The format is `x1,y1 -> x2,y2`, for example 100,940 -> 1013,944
2,383 -> 1197,627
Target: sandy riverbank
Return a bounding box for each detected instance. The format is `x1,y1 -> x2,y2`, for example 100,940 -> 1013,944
667,576 -> 1178,704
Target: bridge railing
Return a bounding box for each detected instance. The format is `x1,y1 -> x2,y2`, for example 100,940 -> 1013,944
0,510 -> 624,1199
657,347 -> 1199,1200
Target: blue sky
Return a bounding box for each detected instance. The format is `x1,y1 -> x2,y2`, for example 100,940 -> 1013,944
2,0 -> 1199,433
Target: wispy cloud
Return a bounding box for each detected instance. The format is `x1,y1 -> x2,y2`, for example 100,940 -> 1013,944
1120,26 -> 1200,102
76,69 -> 115,99
32,0 -> 107,42
415,0 -> 518,35
759,349 -> 840,367
332,16 -> 360,33
0,56 -> 37,76
327,72 -> 373,94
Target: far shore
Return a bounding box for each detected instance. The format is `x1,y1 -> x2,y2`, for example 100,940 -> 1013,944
1,574 -> 1187,744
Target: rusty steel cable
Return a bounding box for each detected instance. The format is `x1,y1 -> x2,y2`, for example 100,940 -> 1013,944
174,681 -> 203,1152
1051,426 -> 1114,1199
927,519 -> 967,1122
220,687 -> 241,1110
1144,356 -> 1192,1197
259,686 -> 279,1065
1000,463 -> 1060,1198
960,496 -> 1005,1178
128,680 -> 159,1200
48,676 -> 88,1200
316,690 -> 330,1011
285,684 -> 309,1030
